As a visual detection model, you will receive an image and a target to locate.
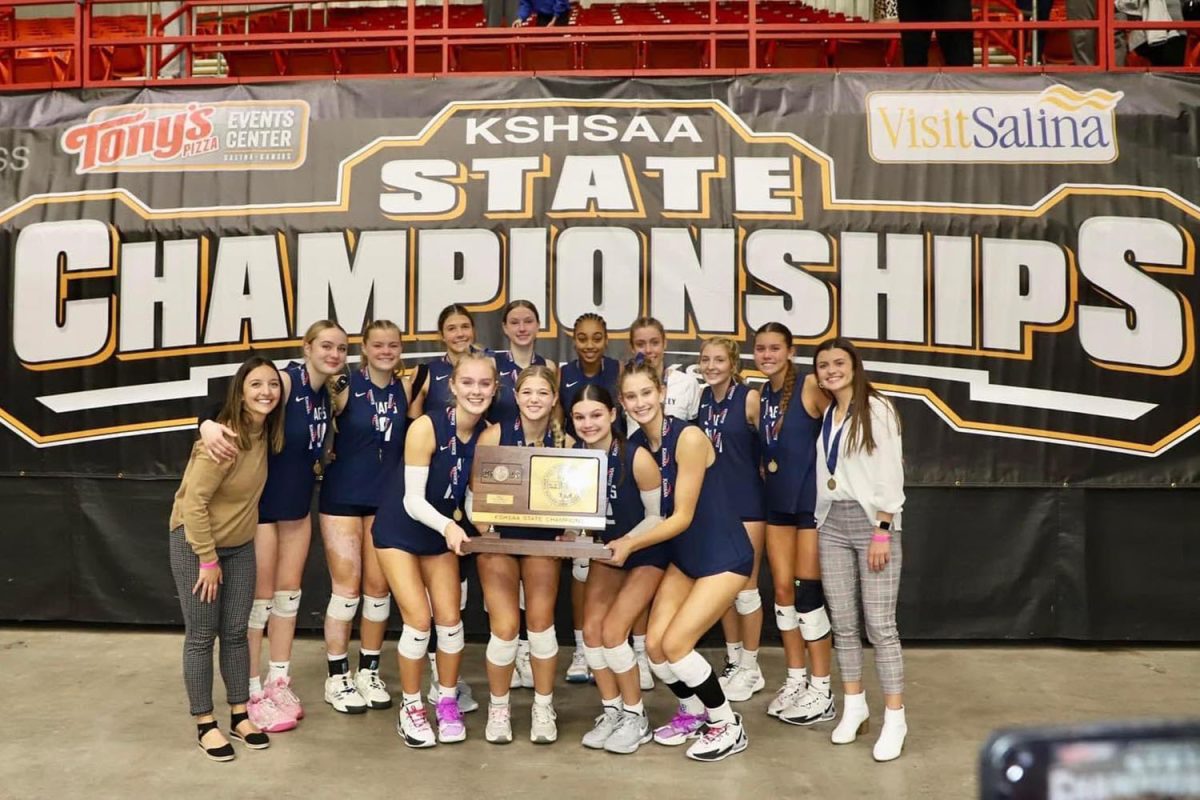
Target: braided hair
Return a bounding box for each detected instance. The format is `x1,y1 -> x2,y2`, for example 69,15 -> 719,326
755,322 -> 796,430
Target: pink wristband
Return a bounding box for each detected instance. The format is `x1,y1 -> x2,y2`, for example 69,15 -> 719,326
199,559 -> 219,569
870,534 -> 891,544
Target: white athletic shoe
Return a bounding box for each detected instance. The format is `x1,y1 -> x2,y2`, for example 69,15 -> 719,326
353,668 -> 392,710
767,678 -> 806,718
581,706 -> 623,750
603,711 -> 653,755
635,650 -> 654,691
324,673 -> 369,714
396,702 -> 437,748
717,659 -> 740,689
426,659 -> 479,714
723,665 -> 766,703
530,702 -> 558,744
485,703 -> 513,744
565,648 -> 591,684
780,687 -> 836,726
685,714 -> 748,763
512,641 -> 535,689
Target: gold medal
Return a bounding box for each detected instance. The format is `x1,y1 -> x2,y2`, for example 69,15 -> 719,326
827,477 -> 837,490
313,461 -> 323,477
453,508 -> 463,522
767,460 -> 778,473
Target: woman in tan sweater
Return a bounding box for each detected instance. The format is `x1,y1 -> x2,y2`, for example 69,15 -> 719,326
169,356 -> 285,761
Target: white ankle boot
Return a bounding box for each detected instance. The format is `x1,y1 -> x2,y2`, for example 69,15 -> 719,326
830,691 -> 869,744
872,706 -> 907,762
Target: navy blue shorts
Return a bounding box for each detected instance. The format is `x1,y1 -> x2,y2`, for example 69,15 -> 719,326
319,500 -> 378,518
673,554 -> 754,580
766,509 -> 817,529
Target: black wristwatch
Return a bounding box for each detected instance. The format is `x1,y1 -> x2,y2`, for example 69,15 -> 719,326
876,520 -> 892,531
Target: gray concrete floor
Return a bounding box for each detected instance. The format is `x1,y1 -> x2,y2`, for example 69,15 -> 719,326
1,627 -> 1196,800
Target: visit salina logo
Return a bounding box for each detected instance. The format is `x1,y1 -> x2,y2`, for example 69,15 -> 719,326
866,86 -> 1122,164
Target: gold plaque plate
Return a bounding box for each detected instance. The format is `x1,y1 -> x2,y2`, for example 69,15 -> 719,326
470,445 -> 608,530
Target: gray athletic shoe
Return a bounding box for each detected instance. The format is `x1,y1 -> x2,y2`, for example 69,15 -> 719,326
603,711 -> 652,754
581,706 -> 622,750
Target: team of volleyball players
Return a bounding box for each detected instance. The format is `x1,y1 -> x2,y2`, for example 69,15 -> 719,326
185,301 -> 908,764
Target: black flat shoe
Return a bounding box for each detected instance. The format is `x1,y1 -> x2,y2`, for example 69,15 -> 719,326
197,720 -> 235,762
229,711 -> 270,750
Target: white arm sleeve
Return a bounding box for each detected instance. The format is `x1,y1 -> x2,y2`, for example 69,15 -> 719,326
402,465 -> 454,537
624,487 -> 663,539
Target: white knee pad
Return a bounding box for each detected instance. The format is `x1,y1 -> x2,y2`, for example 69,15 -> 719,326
648,659 -> 678,684
435,622 -> 465,655
602,642 -> 636,674
460,578 -> 468,612
486,634 -> 519,667
583,645 -> 607,672
248,598 -> 272,630
775,603 -> 799,632
272,590 -> 301,618
572,558 -> 590,583
397,625 -> 431,660
798,607 -> 832,642
325,593 -> 360,622
735,589 -> 762,616
528,627 -> 558,660
361,594 -> 391,623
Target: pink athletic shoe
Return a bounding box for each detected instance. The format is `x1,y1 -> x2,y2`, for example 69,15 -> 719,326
435,697 -> 466,743
652,705 -> 709,746
247,691 -> 297,733
265,676 -> 304,721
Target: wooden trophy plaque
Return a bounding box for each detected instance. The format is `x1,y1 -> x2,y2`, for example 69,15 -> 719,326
462,445 -> 613,559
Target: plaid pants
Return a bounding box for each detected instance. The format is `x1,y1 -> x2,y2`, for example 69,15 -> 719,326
818,501 -> 904,695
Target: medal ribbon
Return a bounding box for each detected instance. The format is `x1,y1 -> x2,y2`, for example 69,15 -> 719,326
364,367 -> 399,458
760,384 -> 783,462
821,403 -> 851,484
447,406 -> 466,507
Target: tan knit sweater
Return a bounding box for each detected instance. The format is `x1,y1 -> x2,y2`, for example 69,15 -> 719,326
169,435 -> 268,563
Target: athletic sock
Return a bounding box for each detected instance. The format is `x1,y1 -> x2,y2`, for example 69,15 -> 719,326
490,692 -> 510,707
402,692 -> 422,707
739,649 -> 759,669
631,634 -> 647,654
249,676 -> 263,695
811,674 -> 832,695
359,649 -> 381,672
267,661 -> 290,682
327,653 -> 349,677
725,641 -> 743,664
602,696 -> 621,710
438,684 -> 456,701
787,667 -> 808,685
574,629 -> 585,649
533,692 -> 554,707
623,700 -> 645,716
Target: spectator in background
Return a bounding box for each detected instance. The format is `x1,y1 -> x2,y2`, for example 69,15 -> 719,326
513,0 -> 571,26
1017,0 -> 1054,63
1118,0 -> 1187,65
1070,0 -> 1131,65
897,0 -> 974,66
486,0 -> 520,27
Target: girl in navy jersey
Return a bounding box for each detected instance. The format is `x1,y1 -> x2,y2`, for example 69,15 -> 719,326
372,351 -> 496,748
618,360 -> 754,763
753,322 -> 836,727
317,320 -> 416,715
200,320 -> 348,729
570,385 -> 665,756
559,313 -> 622,684
490,300 -> 555,427
625,316 -> 700,688
412,304 -> 479,415
471,365 -> 571,745
696,338 -> 767,704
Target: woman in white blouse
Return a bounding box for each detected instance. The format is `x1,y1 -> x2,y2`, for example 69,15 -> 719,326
811,337 -> 907,762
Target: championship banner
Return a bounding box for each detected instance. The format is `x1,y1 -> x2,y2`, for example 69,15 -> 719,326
1,75 -> 1198,637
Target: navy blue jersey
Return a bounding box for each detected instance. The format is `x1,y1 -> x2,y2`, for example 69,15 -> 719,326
580,437 -> 669,570
259,362 -> 330,522
373,406 -> 486,556
320,368 -> 409,513
423,356 -> 455,413
699,383 -> 765,522
495,416 -> 560,542
488,350 -> 549,426
630,417 -> 752,578
759,374 -> 821,518
560,357 -> 621,438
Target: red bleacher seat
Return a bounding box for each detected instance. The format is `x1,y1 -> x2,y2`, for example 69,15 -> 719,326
451,44 -> 514,71
579,40 -> 640,70
340,46 -> 397,75
284,48 -> 340,75
829,38 -> 895,67
767,39 -> 828,68
225,50 -> 285,77
520,42 -> 578,70
643,39 -> 706,69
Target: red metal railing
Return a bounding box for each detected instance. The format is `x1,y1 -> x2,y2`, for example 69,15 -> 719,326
2,0 -> 1198,90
